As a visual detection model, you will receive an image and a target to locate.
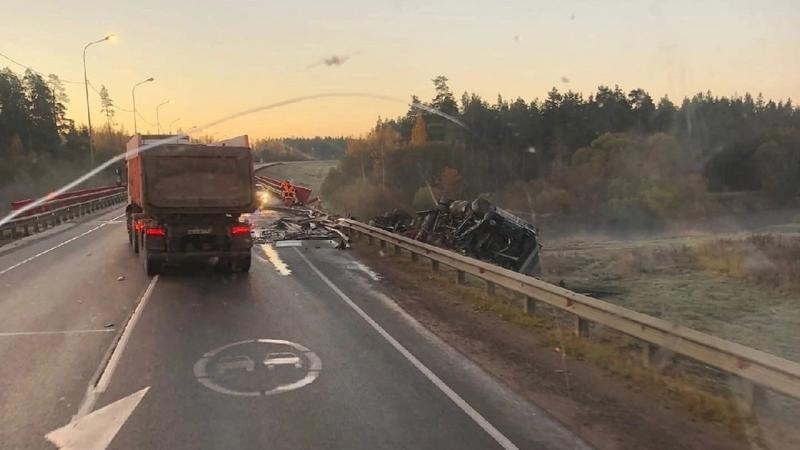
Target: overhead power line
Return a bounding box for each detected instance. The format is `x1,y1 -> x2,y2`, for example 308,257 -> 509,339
0,52 -> 142,117
136,109 -> 156,127
0,50 -> 83,84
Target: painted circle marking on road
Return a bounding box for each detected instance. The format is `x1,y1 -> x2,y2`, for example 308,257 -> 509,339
193,339 -> 321,397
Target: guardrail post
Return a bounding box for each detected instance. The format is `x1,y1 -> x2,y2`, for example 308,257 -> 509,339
431,259 -> 439,272
411,252 -> 418,262
394,244 -> 401,255
486,281 -> 496,296
574,317 -> 590,338
740,380 -> 767,415
368,235 -> 374,245
379,240 -> 386,249
457,270 -> 466,284
641,343 -> 656,368
524,296 -> 536,314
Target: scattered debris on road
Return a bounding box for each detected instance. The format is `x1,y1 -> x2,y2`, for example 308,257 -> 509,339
245,205 -> 350,249
116,275 -> 125,281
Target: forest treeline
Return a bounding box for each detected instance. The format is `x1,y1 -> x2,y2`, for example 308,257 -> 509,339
0,67 -> 125,212
322,76 -> 800,230
0,63 -> 348,211
253,137 -> 346,162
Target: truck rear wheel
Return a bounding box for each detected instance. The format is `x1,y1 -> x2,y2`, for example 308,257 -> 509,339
216,257 -> 233,273
145,254 -> 162,276
141,246 -> 162,276
234,254 -> 251,273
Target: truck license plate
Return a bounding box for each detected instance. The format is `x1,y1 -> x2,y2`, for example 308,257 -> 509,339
187,227 -> 212,235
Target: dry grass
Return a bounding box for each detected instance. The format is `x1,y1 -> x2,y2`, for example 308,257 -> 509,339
688,234 -> 800,293
256,160 -> 338,195
542,233 -> 800,362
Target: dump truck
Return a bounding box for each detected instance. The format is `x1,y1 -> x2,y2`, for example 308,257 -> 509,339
125,134 -> 257,275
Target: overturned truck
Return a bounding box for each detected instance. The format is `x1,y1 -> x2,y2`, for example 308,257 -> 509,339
369,197 -> 542,275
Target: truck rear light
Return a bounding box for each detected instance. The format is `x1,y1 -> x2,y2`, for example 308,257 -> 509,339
231,224 -> 250,236
145,226 -> 166,237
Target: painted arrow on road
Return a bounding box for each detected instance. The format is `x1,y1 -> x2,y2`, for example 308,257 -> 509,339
45,387 -> 149,450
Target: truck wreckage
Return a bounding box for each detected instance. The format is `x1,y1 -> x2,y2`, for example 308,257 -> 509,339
369,197 -> 542,275
246,174 -> 540,275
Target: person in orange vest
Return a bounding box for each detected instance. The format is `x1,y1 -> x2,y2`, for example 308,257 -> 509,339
280,181 -> 296,206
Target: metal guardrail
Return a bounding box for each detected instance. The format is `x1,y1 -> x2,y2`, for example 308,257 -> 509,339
0,191 -> 127,242
10,186 -> 126,217
339,218 -> 800,405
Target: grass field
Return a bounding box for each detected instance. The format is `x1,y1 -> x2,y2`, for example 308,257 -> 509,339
255,160 -> 337,196
542,230 -> 800,362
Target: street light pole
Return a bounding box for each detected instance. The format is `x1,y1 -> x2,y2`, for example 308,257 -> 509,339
156,100 -> 172,134
82,33 -> 114,168
169,118 -> 181,134
131,77 -> 154,134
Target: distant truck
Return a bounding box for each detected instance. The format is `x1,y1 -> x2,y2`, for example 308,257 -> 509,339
125,134 -> 257,275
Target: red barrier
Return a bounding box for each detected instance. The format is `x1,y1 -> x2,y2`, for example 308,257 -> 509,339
9,186 -> 126,217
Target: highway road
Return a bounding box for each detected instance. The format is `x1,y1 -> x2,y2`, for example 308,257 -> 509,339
0,206 -> 587,449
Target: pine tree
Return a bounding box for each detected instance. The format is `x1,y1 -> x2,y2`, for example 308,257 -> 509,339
99,85 -> 115,131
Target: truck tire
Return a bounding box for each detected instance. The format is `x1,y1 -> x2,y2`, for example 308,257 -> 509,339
235,254 -> 251,273
140,246 -> 162,276
144,254 -> 162,276
216,257 -> 233,274
132,230 -> 140,254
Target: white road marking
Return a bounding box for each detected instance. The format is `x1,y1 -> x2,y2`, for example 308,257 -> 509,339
73,275 -> 159,421
193,339 -> 321,397
293,249 -> 518,450
95,275 -> 158,393
46,387 -> 150,450
0,212 -> 125,276
259,244 -> 292,275
0,329 -> 114,337
274,240 -> 303,248
349,261 -> 382,281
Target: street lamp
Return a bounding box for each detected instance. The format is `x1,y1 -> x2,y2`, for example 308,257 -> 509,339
169,118 -> 181,134
156,100 -> 172,134
82,33 -> 114,168
131,77 -> 154,134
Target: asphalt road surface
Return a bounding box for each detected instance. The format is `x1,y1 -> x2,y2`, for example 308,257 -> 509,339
0,206 -> 588,450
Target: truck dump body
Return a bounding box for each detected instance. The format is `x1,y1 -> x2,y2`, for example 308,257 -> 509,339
128,143 -> 256,214
125,135 -> 257,275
